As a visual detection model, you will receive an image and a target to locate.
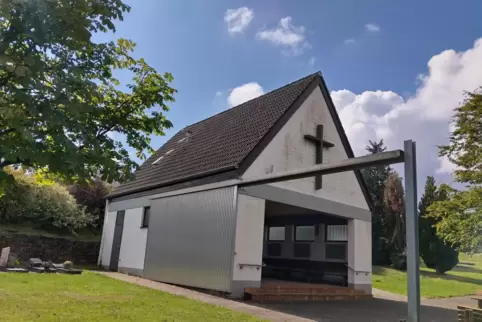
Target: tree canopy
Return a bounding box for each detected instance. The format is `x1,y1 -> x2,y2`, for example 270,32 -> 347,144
439,89 -> 482,185
428,89 -> 482,253
384,170 -> 406,269
0,0 -> 176,187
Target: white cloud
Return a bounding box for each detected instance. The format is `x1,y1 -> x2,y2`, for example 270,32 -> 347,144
309,57 -> 316,67
331,38 -> 482,181
344,38 -> 355,45
227,82 -> 264,107
365,23 -> 380,32
224,7 -> 254,34
437,156 -> 458,174
215,91 -> 223,97
256,16 -> 310,55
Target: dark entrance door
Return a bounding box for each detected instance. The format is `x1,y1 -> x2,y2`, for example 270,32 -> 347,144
109,210 -> 125,271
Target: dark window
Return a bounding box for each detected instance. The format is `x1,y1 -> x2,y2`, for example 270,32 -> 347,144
266,243 -> 282,256
326,225 -> 348,242
293,243 -> 311,258
326,243 -> 346,260
268,226 -> 285,241
295,225 -> 315,241
141,206 -> 150,228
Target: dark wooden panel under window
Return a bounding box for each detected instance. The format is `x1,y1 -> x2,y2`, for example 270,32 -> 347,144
326,243 -> 346,260
266,243 -> 282,257
293,243 -> 311,258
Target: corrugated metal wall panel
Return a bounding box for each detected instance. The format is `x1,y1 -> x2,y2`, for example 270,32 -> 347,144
143,186 -> 237,292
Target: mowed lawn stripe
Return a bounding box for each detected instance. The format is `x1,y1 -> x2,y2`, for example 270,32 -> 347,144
373,254 -> 482,298
0,272 -> 264,322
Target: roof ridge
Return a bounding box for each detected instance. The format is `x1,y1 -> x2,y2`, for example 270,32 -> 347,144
184,72 -> 321,130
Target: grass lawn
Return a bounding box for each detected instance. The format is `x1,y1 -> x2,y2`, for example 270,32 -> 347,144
0,272 -> 264,322
373,253 -> 482,298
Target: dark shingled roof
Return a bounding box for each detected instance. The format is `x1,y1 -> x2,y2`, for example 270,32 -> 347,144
109,72 -> 372,211
110,73 -> 319,198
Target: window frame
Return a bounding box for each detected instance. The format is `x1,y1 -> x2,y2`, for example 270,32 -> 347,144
294,225 -> 316,242
267,226 -> 286,242
141,206 -> 150,228
325,224 -> 348,242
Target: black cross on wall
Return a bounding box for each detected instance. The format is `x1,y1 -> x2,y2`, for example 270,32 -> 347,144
304,124 -> 335,190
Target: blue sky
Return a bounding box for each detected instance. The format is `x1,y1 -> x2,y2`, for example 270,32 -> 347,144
97,0 -> 482,185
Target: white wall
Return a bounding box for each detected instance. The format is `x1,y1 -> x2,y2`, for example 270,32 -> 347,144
232,195 -> 265,283
243,87 -> 369,211
118,207 -> 148,271
348,219 -> 372,293
100,211 -> 117,267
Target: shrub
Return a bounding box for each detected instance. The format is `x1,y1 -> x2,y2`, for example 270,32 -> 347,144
69,180 -> 112,230
0,171 -> 93,233
390,252 -> 407,270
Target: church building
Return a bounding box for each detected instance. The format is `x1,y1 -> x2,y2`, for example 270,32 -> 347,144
99,72 -> 373,299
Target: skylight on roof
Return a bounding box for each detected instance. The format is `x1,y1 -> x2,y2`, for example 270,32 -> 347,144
152,149 -> 175,165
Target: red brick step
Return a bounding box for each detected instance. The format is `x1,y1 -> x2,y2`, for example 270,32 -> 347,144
245,281 -> 372,302
248,292 -> 373,302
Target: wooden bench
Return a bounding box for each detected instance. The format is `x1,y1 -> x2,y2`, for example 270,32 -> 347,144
262,257 -> 348,286
458,305 -> 482,322
472,296 -> 482,309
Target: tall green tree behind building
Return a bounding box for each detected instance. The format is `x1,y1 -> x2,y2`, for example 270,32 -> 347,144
361,140 -> 391,265
429,89 -> 482,253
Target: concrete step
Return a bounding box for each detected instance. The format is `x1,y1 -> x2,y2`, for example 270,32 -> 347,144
245,286 -> 366,295
245,283 -> 372,302
247,292 -> 373,302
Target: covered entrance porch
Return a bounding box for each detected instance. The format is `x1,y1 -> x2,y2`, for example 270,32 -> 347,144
262,200 -> 349,287
233,184 -> 372,300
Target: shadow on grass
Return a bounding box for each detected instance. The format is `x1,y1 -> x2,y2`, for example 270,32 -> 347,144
453,265 -> 482,274
374,265 -> 482,286
421,270 -> 482,286
254,298 -> 456,322
372,266 -> 391,276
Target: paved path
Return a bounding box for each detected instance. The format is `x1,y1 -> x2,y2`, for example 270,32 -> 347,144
97,272 -> 313,322
98,273 -> 472,322
373,287 -> 476,310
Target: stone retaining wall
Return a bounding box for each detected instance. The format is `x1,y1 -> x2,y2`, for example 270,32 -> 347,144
0,233 -> 100,264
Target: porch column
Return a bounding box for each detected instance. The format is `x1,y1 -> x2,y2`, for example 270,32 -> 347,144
231,194 -> 265,298
347,218 -> 372,294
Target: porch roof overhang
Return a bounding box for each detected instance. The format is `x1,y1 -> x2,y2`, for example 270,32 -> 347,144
239,185 -> 371,222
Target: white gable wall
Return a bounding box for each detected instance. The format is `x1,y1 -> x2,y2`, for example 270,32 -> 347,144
118,207 -> 148,274
243,86 -> 369,211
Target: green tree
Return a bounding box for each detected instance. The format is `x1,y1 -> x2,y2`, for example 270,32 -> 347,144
0,0 -> 176,188
361,139 -> 391,265
430,89 -> 482,253
419,177 -> 458,273
384,170 -> 406,269
419,176 -> 438,269
428,185 -> 482,254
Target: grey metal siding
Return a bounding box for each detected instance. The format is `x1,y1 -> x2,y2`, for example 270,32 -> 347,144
143,186 -> 237,292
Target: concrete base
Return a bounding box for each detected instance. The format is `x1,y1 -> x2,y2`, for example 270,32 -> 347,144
230,280 -> 261,299
349,283 -> 372,294
118,266 -> 144,277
